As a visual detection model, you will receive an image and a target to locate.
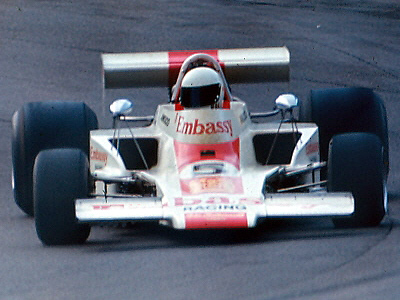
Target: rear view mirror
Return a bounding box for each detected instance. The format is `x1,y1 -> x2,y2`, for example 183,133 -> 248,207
275,94 -> 298,111
110,99 -> 133,117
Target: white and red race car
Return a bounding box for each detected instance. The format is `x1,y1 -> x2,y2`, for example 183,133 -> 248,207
12,47 -> 389,245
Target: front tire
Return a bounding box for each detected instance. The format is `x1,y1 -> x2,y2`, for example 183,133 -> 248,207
34,148 -> 91,245
328,133 -> 386,228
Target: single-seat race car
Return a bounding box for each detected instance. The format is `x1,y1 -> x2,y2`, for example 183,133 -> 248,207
12,47 -> 389,245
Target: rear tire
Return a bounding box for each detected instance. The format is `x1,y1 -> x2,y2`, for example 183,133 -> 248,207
299,87 -> 389,176
34,148 -> 91,245
12,102 -> 98,216
328,133 -> 386,228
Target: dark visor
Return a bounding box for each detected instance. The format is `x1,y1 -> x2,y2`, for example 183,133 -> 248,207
180,84 -> 220,108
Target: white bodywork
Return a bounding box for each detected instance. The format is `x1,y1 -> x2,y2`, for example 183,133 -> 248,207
75,47 -> 354,229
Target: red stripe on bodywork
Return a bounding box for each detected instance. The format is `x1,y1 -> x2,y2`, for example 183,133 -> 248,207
174,139 -> 240,171
185,212 -> 248,229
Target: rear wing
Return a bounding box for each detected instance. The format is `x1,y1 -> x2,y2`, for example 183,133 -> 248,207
102,47 -> 290,89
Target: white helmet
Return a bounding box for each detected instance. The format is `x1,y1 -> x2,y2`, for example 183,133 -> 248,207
180,67 -> 223,108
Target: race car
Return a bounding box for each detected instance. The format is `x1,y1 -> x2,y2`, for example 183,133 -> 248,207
12,47 -> 389,245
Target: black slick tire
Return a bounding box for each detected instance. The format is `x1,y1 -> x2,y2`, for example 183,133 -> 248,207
12,102 -> 98,216
328,133 -> 386,228
299,87 -> 389,176
34,148 -> 91,245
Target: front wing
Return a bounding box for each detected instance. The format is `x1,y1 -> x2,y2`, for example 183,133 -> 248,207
75,192 -> 354,229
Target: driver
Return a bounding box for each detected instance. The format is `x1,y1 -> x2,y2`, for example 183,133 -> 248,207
179,67 -> 223,108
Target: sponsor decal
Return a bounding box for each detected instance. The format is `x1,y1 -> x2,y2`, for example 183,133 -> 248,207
306,142 -> 319,155
180,177 -> 243,195
161,114 -> 170,126
175,114 -> 233,137
183,204 -> 246,212
175,196 -> 264,206
92,203 -> 155,210
240,109 -> 248,123
93,204 -> 123,210
90,147 -> 108,164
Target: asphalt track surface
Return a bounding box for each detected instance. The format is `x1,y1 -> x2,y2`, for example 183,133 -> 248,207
1,0 -> 400,299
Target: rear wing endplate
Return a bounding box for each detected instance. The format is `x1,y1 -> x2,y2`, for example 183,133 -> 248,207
102,47 -> 290,89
